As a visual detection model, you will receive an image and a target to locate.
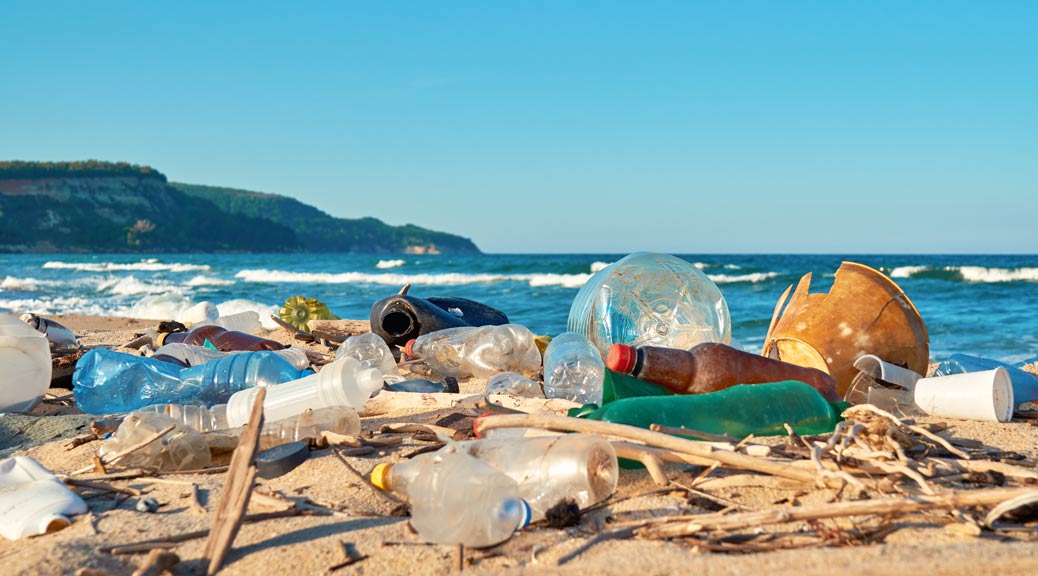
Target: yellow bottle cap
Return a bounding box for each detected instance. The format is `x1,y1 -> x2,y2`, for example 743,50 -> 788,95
370,463 -> 392,491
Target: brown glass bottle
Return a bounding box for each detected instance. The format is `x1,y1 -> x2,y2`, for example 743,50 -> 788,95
160,325 -> 284,352
606,343 -> 841,402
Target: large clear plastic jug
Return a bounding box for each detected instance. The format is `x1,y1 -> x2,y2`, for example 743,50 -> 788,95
567,253 -> 731,356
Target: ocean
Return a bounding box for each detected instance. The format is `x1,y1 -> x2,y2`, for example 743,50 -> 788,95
2,253 -> 1037,364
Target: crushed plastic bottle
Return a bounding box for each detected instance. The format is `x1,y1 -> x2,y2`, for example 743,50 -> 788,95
0,313 -> 52,412
224,356 -> 381,427
151,343 -> 310,371
99,411 -> 212,472
543,332 -> 605,405
484,371 -> 544,398
567,252 -> 731,357
370,444 -> 530,547
73,349 -> 309,414
335,332 -> 402,382
0,456 -> 88,540
455,434 -> 618,520
404,324 -> 541,379
139,404 -> 361,451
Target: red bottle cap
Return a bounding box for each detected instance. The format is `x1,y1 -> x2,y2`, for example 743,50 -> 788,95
473,412 -> 492,438
403,339 -> 417,358
606,344 -> 637,374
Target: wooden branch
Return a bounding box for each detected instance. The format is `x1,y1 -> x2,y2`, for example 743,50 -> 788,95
635,486 -> 1038,540
611,443 -> 670,486
63,478 -> 142,497
131,549 -> 180,576
380,422 -> 465,441
71,424 -> 177,475
203,386 -> 266,575
476,413 -> 826,486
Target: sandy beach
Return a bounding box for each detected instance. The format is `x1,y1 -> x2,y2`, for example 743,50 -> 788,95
2,314 -> 1037,576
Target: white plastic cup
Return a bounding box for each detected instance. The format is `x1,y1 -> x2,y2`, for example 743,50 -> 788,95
226,356 -> 381,427
913,367 -> 1014,423
0,314 -> 52,412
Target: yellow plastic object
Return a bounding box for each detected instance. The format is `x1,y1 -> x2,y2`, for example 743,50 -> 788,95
534,335 -> 553,356
370,462 -> 391,491
762,262 -> 929,398
278,296 -> 339,332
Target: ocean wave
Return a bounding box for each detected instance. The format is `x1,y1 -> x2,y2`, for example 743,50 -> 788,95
889,265 -> 931,278
958,266 -> 1038,283
0,296 -> 110,317
235,268 -> 592,288
590,261 -> 611,273
43,260 -> 211,273
0,276 -> 62,291
376,259 -> 406,269
707,272 -> 780,284
184,275 -> 236,287
96,275 -> 177,296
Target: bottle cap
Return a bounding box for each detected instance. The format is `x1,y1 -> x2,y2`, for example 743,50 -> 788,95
256,441 -> 310,479
518,499 -> 532,529
472,412 -> 493,438
403,339 -> 417,358
606,344 -> 637,374
370,463 -> 392,490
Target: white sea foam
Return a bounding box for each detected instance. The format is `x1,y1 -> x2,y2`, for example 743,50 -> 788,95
958,266 -> 1038,283
889,265 -> 930,278
43,260 -> 210,273
723,264 -> 742,270
707,272 -> 780,284
590,261 -> 611,273
96,275 -> 177,296
184,275 -> 236,287
0,276 -> 62,291
376,259 -> 406,269
0,296 -> 110,317
124,293 -> 193,320
235,268 -> 592,288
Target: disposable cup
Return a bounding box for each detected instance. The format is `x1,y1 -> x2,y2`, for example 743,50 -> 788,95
913,368 -> 1014,422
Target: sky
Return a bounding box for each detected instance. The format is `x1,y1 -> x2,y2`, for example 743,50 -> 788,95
1,2 -> 1036,254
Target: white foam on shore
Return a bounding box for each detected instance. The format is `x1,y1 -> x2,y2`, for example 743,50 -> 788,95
235,268 -> 593,288
889,265 -> 931,278
376,259 -> 406,269
958,266 -> 1038,283
0,276 -> 63,291
707,272 -> 780,284
43,260 -> 210,273
0,296 -> 110,317
95,275 -> 177,296
184,275 -> 236,287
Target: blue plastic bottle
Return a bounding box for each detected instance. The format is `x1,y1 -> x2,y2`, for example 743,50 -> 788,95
73,350 -> 309,414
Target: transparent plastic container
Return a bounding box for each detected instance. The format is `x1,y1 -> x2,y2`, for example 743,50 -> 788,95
151,343 -> 310,370
371,444 -> 530,547
225,356 -> 381,427
0,314 -> 52,412
335,332 -> 402,382
98,412 -> 212,472
567,253 -> 731,357
457,434 -> 617,521
73,350 -> 308,414
0,456 -> 88,540
405,324 -> 541,379
543,332 -> 605,405
484,371 -> 544,398
138,404 -> 361,450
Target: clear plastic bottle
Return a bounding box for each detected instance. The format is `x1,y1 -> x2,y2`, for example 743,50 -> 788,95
335,332 -> 401,382
484,371 -> 544,398
138,404 -> 361,450
567,252 -> 731,357
151,343 -> 310,370
73,349 -> 308,414
543,332 -> 605,405
457,434 -> 618,521
370,444 -> 530,547
0,313 -> 52,412
19,313 -> 80,354
404,324 -> 541,379
98,411 -> 212,472
224,356 -> 381,427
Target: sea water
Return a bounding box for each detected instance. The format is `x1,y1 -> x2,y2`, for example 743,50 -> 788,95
2,253 -> 1037,363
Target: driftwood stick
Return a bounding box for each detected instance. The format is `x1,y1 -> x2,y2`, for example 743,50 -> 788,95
650,424 -> 739,443
380,422 -> 466,441
63,478 -> 142,497
476,414 -> 824,485
71,424 -> 177,475
611,443 -> 670,486
203,386 -> 266,575
131,549 -> 180,576
636,486 -> 1038,540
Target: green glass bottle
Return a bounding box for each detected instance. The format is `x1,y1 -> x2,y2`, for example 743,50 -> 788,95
601,369 -> 671,404
580,380 -> 847,438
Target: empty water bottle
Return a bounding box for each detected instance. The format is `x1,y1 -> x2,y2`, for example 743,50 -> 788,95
404,324 -> 541,379
543,332 -> 605,405
335,332 -> 401,382
370,444 -> 530,547
73,349 -> 308,414
98,411 -> 212,472
484,371 -> 544,398
567,252 -> 731,356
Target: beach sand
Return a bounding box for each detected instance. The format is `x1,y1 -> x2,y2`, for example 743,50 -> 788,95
2,315 -> 1037,575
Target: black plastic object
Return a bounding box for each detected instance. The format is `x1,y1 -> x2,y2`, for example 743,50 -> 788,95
369,294 -> 509,353
255,441 -> 310,479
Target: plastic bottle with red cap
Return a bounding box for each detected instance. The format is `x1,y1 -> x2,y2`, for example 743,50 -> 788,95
606,342 -> 841,402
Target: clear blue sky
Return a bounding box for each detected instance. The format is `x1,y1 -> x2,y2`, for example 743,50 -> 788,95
2,2 -> 1035,253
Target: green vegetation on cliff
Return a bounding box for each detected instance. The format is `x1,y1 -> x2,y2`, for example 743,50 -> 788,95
0,160 -> 480,254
